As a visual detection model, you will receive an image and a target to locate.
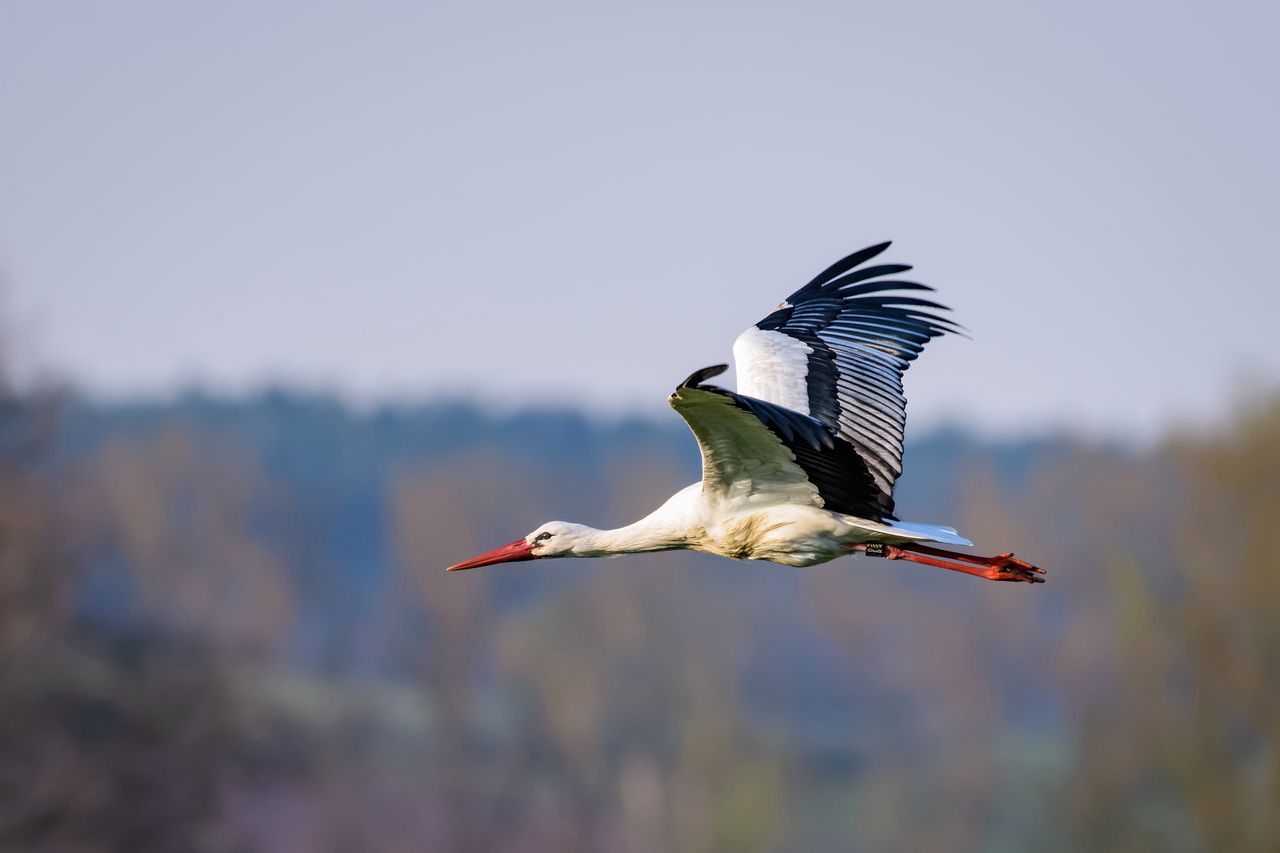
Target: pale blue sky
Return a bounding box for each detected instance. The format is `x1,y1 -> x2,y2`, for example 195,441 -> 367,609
2,0 -> 1277,438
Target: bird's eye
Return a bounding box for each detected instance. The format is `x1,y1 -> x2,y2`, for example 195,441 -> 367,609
534,532 -> 552,543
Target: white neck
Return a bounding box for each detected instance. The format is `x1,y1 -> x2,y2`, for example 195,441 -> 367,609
575,492 -> 699,557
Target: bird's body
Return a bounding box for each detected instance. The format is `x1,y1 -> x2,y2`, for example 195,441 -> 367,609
449,243 -> 1046,584
558,473 -> 972,570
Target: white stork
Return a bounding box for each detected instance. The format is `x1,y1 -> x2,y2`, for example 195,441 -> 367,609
448,242 -> 1045,584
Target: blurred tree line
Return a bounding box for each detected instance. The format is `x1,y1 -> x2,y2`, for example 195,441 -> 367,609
0,352 -> 1276,851
0,378 -> 238,849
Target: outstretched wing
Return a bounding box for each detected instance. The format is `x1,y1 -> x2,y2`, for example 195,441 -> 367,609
732,242 -> 962,518
669,365 -> 886,519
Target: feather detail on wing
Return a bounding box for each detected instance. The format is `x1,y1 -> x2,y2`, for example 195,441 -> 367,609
669,365 -> 886,519
733,243 -> 962,518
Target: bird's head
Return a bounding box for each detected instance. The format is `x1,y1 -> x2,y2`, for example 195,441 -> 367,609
446,521 -> 594,571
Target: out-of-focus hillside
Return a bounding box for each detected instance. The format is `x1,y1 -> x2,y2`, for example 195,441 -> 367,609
2,383 -> 1276,852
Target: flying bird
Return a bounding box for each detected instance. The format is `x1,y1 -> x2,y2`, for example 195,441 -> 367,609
448,243 -> 1046,584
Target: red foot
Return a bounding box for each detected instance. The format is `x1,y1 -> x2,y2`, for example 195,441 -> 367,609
853,543 -> 1046,584
973,552 -> 1046,584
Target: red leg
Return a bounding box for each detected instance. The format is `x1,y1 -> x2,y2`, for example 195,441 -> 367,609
851,542 -> 1046,583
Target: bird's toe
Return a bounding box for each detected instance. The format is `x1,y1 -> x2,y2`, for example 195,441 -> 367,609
988,553 -> 1047,583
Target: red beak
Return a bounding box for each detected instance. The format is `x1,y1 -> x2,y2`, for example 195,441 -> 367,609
447,538 -> 535,571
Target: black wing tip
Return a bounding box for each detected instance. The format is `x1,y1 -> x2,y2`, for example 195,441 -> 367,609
680,364 -> 729,388
835,279 -> 934,296
830,241 -> 894,264
803,242 -> 895,290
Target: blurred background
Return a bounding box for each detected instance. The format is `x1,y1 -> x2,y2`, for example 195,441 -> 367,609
2,1 -> 1278,851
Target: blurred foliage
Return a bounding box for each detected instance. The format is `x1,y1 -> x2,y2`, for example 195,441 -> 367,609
0,386 -> 237,851
1056,400 -> 1280,852
0,363 -> 1277,851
